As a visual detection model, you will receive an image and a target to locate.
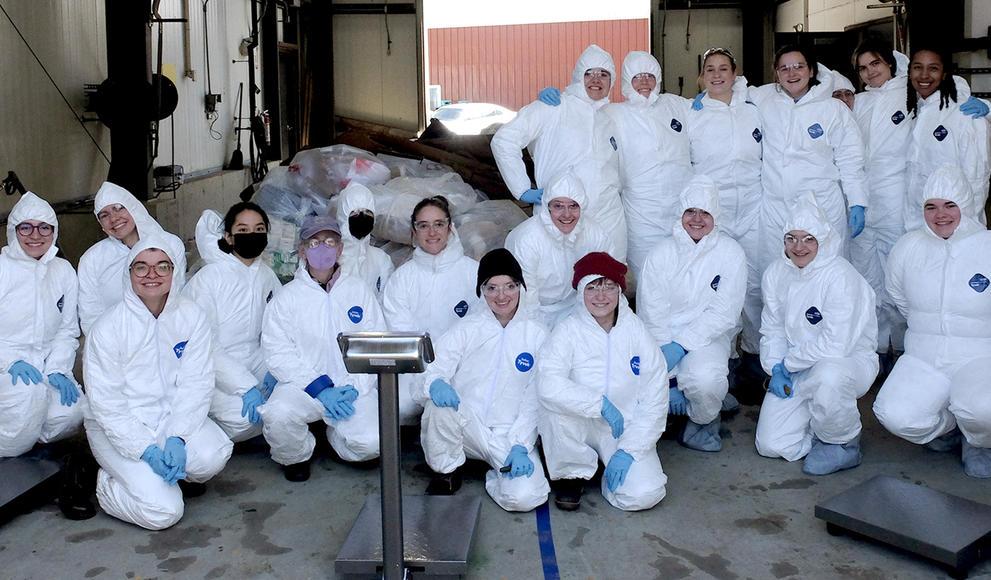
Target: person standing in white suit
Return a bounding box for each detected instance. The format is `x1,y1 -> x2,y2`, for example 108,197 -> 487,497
335,181 -> 394,301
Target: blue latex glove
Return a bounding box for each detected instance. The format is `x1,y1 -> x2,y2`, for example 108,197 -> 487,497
520,188 -> 543,205
538,86 -> 561,106
259,371 -> 278,398
601,396 -> 624,439
141,445 -> 172,482
9,360 -> 42,386
660,342 -> 687,370
961,96 -> 990,119
668,386 -> 688,416
848,205 -> 866,238
429,378 -> 460,411
316,385 -> 358,422
502,445 -> 534,479
768,362 -> 793,399
692,92 -> 706,111
604,449 -> 634,492
47,373 -> 79,406
163,436 -> 188,485
241,387 -> 265,424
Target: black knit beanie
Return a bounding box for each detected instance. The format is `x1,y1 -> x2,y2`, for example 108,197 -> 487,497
476,248 -> 526,296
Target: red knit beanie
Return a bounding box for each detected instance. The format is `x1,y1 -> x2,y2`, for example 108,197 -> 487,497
572,252 -> 627,292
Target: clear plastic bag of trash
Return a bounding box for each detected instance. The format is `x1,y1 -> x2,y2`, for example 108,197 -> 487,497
370,173 -> 479,244
289,144 -> 391,198
253,166 -> 331,226
261,217 -> 301,283
453,200 -> 529,260
377,154 -> 455,179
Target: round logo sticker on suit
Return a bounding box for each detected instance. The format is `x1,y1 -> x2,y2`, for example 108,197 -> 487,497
805,306 -> 823,325
348,306 -> 364,323
807,123 -> 824,139
454,300 -> 469,318
752,128 -> 762,143
630,356 -> 640,376
969,273 -> 989,293
710,275 -> 721,291
515,352 -> 534,372
670,118 -> 683,132
173,341 -> 188,359
933,125 -> 948,142
57,295 -> 65,313
891,111 -> 905,125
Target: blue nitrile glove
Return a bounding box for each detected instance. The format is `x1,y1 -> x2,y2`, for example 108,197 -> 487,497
316,385 -> 358,422
692,92 -> 706,111
141,445 -> 171,482
604,449 -> 634,492
9,360 -> 42,386
520,188 -> 544,205
429,378 -> 460,411
961,96 -> 990,119
163,436 -> 188,485
502,445 -> 534,479
661,342 -> 687,370
768,362 -> 793,399
47,373 -> 79,406
601,396 -> 624,439
539,86 -> 561,106
848,205 -> 866,238
241,387 -> 265,424
259,371 -> 278,398
668,386 -> 688,416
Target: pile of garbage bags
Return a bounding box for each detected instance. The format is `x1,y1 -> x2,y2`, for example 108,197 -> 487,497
254,144 -> 527,282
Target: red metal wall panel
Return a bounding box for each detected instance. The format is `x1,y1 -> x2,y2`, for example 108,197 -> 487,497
428,19 -> 650,111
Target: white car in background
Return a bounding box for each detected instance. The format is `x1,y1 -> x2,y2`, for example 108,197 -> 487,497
430,102 -> 517,135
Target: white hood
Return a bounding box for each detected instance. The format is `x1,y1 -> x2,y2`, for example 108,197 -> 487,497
672,174 -> 722,254
122,234 -> 186,316
563,44 -> 616,106
193,209 -> 228,265
3,192 -> 59,264
620,51 -> 661,107
781,192 -> 841,270
537,171 -> 590,247
93,181 -> 167,245
336,181 -> 377,263
918,163 -> 983,240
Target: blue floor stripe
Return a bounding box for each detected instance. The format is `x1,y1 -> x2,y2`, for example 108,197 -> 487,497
535,502 -> 560,580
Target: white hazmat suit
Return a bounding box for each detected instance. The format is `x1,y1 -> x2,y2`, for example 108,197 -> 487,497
538,275 -> 668,511
335,182 -> 394,299
491,44 -> 626,259
84,236 -> 233,530
183,210 -> 283,442
0,192 -> 85,457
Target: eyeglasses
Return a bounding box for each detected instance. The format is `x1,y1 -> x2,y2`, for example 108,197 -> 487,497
783,234 -> 817,246
413,218 -> 450,232
547,201 -> 579,213
15,223 -> 54,237
703,47 -> 735,61
683,208 -> 710,219
584,69 -> 611,79
584,280 -> 621,295
305,236 -> 340,249
97,203 -> 126,223
776,62 -> 808,74
483,281 -> 520,296
129,261 -> 174,277
632,73 -> 655,82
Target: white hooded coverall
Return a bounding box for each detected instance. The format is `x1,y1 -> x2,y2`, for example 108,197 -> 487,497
756,196 -> 878,461
382,228 -> 478,424
637,178 -> 747,427
504,172 -> 614,329
183,210 -> 283,442
335,182 -> 395,300
260,261 -> 386,464
418,289 -> 550,512
603,51 -> 693,276
84,236 -> 233,530
874,165 -> 991,451
688,75 -> 764,353
78,182 -> 187,334
538,276 -> 668,511
491,44 -> 627,260
0,192 -> 85,457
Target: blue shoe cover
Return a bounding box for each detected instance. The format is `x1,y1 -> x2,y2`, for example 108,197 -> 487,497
925,427 -> 961,453
802,436 -> 861,475
679,417 -> 722,452
962,439 -> 991,478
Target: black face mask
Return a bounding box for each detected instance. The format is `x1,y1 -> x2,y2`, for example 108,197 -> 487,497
232,232 -> 268,259
349,213 -> 375,240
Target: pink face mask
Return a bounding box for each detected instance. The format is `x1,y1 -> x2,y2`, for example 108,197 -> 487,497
306,244 -> 339,269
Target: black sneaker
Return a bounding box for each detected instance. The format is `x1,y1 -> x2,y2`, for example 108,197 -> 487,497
425,469 -> 462,495
553,479 -> 585,511
282,460 -> 311,482
178,480 -> 207,497
58,453 -> 97,521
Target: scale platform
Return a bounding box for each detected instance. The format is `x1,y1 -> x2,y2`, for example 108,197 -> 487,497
0,457 -> 60,519
335,494 -> 482,579
815,475 -> 991,578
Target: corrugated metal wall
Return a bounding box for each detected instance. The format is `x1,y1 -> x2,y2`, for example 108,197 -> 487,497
427,19 -> 650,110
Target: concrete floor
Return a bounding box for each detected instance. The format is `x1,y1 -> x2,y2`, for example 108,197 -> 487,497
1,387 -> 989,580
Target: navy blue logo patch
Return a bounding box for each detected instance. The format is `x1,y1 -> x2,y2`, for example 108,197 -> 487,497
348,306 -> 364,323
266,290 -> 273,303
969,273 -> 989,293
376,276 -> 382,292
670,119 -> 683,132
56,295 -> 64,313
609,136 -> 617,151
173,341 -> 188,359
515,352 -> 534,372
752,128 -> 762,143
934,125 -> 948,142
805,307 -> 823,325
630,356 -> 640,376
807,123 -> 824,139
710,275 -> 721,291
454,300 -> 469,318
891,111 -> 905,125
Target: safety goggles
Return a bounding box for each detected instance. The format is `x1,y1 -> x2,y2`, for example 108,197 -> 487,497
413,218 -> 450,232
482,281 -> 520,296
584,280 -> 621,295
703,47 -> 735,61
776,62 -> 808,74
783,233 -> 817,246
